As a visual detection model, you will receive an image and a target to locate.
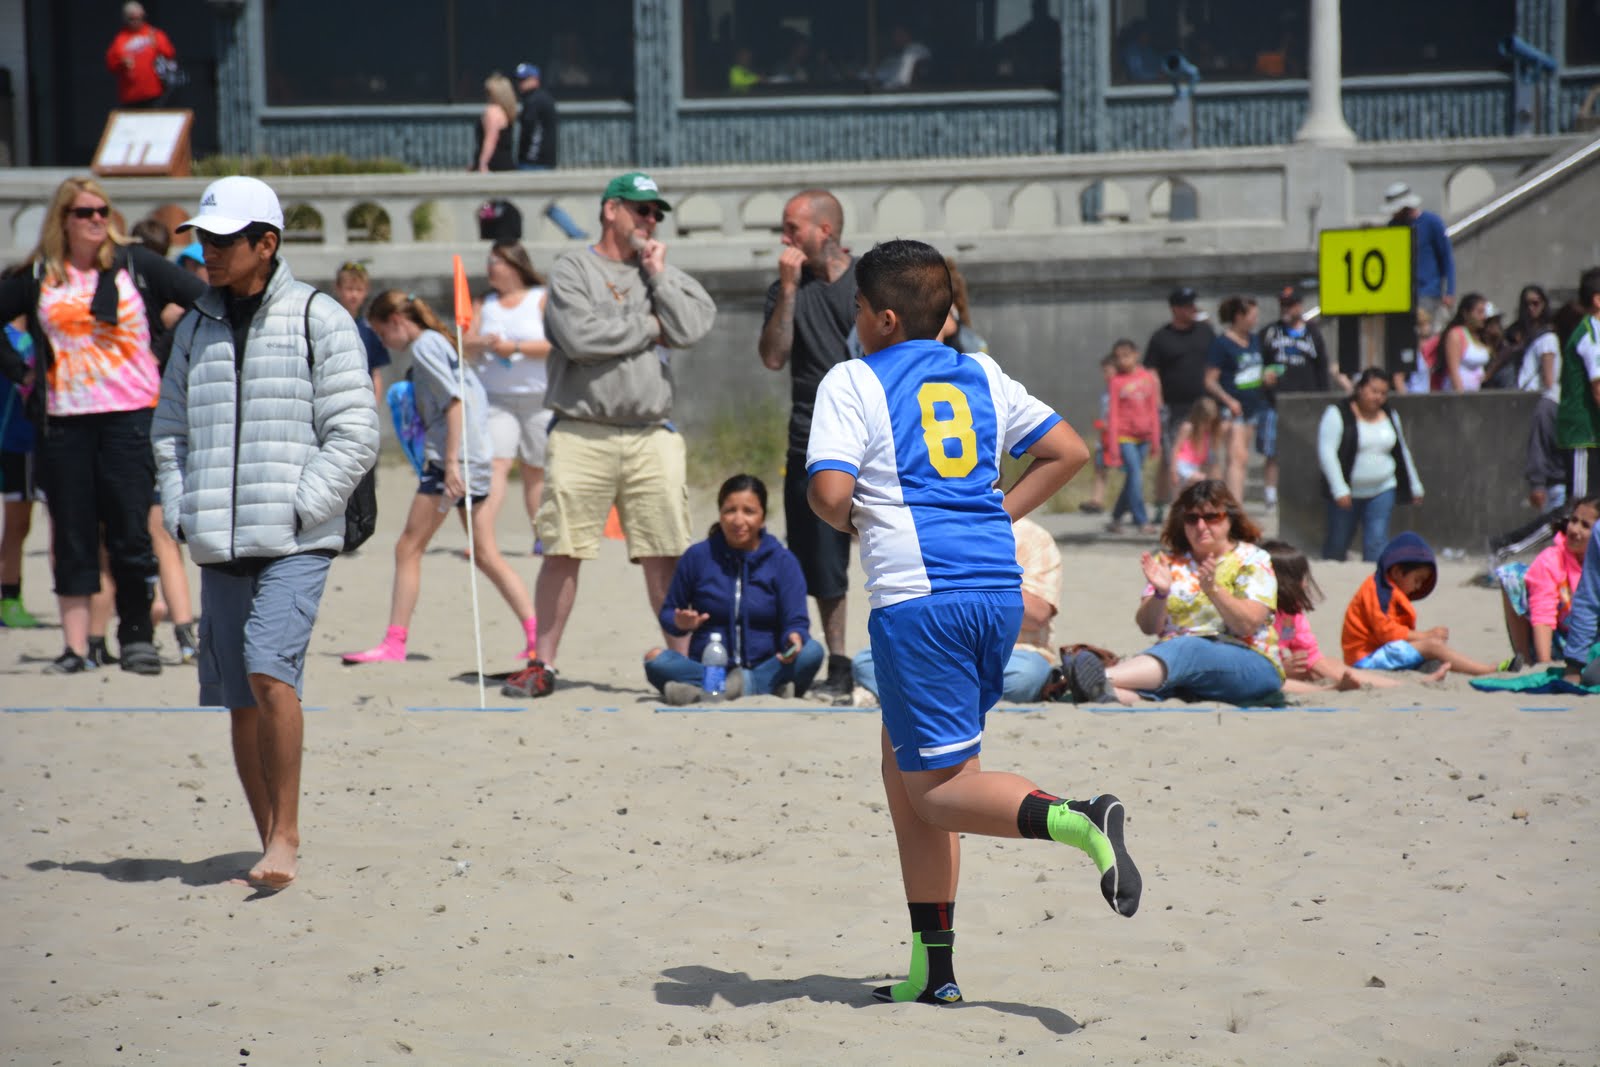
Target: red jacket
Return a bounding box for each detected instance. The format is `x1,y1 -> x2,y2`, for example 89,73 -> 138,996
1102,367 -> 1161,466
106,26 -> 175,105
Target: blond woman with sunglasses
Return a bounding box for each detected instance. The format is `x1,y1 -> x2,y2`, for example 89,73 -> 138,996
0,176 -> 204,674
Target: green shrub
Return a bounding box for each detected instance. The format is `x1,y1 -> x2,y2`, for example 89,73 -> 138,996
686,397 -> 788,491
193,154 -> 413,177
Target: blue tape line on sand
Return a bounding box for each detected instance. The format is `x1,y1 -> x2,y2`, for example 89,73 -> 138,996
655,705 -> 873,714
1518,706 -> 1572,712
7,706 -> 330,713
406,705 -> 525,713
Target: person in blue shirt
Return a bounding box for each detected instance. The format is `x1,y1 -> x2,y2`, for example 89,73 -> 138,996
1383,182 -> 1455,328
807,239 -> 1141,1007
1204,295 -> 1274,506
0,313 -> 40,628
645,473 -> 824,704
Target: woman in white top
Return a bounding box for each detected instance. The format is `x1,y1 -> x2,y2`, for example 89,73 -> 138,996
1436,292 -> 1492,392
463,242 -> 551,549
1317,369 -> 1425,561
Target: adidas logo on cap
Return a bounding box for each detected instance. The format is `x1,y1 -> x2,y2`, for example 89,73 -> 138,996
201,193 -> 217,206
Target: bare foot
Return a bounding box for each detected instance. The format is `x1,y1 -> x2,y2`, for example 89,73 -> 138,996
248,838 -> 299,890
1335,671 -> 1362,692
1423,663 -> 1451,683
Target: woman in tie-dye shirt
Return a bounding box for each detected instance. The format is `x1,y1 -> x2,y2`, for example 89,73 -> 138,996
0,176 -> 203,674
1061,480 -> 1283,707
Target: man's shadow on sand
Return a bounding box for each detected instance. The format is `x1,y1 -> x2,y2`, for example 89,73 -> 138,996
653,965 -> 1079,1034
28,852 -> 260,889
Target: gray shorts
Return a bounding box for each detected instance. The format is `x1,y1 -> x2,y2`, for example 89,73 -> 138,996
198,553 -> 333,709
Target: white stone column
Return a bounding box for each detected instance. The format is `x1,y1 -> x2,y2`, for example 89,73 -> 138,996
1295,0 -> 1357,146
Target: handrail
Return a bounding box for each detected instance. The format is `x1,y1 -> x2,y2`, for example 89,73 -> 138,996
1304,132 -> 1600,321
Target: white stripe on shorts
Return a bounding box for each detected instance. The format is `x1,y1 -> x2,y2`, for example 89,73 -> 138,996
919,732 -> 982,759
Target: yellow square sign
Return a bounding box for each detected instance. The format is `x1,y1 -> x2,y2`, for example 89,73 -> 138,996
1317,226 -> 1414,316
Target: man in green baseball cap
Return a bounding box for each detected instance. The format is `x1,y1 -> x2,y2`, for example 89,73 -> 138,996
497,166 -> 716,700
601,171 -> 673,213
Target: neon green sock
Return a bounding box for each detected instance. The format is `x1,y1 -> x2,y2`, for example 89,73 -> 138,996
873,931 -> 960,1004
1047,801 -> 1115,874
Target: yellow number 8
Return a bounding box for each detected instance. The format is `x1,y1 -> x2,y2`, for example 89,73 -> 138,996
918,382 -> 978,478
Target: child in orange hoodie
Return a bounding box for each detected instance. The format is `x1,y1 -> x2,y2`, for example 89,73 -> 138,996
1341,531 -> 1497,675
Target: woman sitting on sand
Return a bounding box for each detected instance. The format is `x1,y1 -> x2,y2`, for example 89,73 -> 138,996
644,474 -> 825,705
1059,479 -> 1283,706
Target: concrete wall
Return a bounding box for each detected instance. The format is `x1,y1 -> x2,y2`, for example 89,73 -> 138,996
1275,391 -> 1542,558
1449,138 -> 1600,306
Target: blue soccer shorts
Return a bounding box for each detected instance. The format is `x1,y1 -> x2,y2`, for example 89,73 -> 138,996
868,589 -> 1023,772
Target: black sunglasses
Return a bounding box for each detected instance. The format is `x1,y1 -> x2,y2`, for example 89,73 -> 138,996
198,229 -> 248,249
70,205 -> 111,220
623,200 -> 664,222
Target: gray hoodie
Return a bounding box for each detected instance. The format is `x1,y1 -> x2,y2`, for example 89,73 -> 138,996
543,247 -> 716,425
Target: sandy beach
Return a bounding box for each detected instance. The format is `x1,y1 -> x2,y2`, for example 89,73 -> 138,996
3,468 -> 1598,1065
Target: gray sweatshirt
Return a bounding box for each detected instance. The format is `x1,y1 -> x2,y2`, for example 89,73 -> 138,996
543,247 -> 716,425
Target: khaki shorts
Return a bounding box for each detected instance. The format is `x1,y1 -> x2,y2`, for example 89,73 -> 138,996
536,420 -> 690,561
486,392 -> 554,466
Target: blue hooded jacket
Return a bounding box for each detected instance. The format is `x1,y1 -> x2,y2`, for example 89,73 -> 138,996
658,527 -> 812,668
1374,531 -> 1436,612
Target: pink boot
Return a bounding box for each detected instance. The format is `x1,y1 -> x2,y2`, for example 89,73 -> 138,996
342,626 -> 408,664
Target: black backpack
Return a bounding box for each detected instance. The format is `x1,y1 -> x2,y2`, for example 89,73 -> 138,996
302,291 -> 378,553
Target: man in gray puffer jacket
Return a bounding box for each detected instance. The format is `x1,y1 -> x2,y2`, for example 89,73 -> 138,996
153,176 -> 378,891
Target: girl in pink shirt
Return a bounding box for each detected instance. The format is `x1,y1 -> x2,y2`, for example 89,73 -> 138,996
1495,497 -> 1598,666
1265,541 -> 1437,692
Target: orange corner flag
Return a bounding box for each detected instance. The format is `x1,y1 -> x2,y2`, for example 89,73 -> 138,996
452,254 -> 472,329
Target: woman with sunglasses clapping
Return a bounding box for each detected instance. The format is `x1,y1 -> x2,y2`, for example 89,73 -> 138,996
0,176 -> 205,674
1059,480 -> 1283,707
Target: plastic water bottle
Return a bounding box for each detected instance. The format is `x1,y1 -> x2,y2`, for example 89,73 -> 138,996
701,631 -> 728,698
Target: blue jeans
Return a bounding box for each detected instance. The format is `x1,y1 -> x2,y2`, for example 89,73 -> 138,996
1323,488 -> 1397,562
1113,441 -> 1150,526
1142,635 -> 1282,705
852,646 -> 1055,703
644,639 -> 826,697
541,200 -> 588,239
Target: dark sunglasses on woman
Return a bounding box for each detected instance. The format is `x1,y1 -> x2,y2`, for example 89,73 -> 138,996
70,205 -> 111,219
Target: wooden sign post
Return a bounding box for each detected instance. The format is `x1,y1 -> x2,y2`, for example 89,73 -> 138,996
91,109 -> 194,177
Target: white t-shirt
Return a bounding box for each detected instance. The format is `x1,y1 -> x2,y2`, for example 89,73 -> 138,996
806,340 -> 1059,610
474,287 -> 548,397
1517,331 -> 1561,403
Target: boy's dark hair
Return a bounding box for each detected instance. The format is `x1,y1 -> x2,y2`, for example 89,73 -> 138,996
1580,266 -> 1600,308
1261,539 -> 1322,615
130,217 -> 169,255
243,222 -> 280,247
856,239 -> 952,340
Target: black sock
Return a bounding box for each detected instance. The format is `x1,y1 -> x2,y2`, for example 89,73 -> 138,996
1,582 -> 19,600
1017,788 -> 1062,839
907,901 -> 954,934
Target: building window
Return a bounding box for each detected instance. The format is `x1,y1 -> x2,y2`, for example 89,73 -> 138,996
264,0 -> 633,107
681,0 -> 1064,99
1570,0 -> 1600,66
1341,0 -> 1514,77
1110,0 -> 1307,85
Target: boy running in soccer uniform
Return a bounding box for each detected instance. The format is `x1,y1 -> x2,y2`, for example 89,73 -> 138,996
806,240 -> 1140,1006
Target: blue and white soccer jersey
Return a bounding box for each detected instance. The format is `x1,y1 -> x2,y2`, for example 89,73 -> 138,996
807,338 -> 1061,770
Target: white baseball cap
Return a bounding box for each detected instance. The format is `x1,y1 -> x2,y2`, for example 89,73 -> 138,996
177,176 -> 285,235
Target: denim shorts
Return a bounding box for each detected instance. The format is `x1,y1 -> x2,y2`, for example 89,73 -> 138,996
1143,635 -> 1283,705
199,553 -> 332,709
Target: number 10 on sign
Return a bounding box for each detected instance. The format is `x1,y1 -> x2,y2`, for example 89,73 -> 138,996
1317,226 -> 1413,316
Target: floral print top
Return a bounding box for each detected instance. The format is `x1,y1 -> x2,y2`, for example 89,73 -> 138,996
1143,542 -> 1281,674
37,263 -> 159,417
